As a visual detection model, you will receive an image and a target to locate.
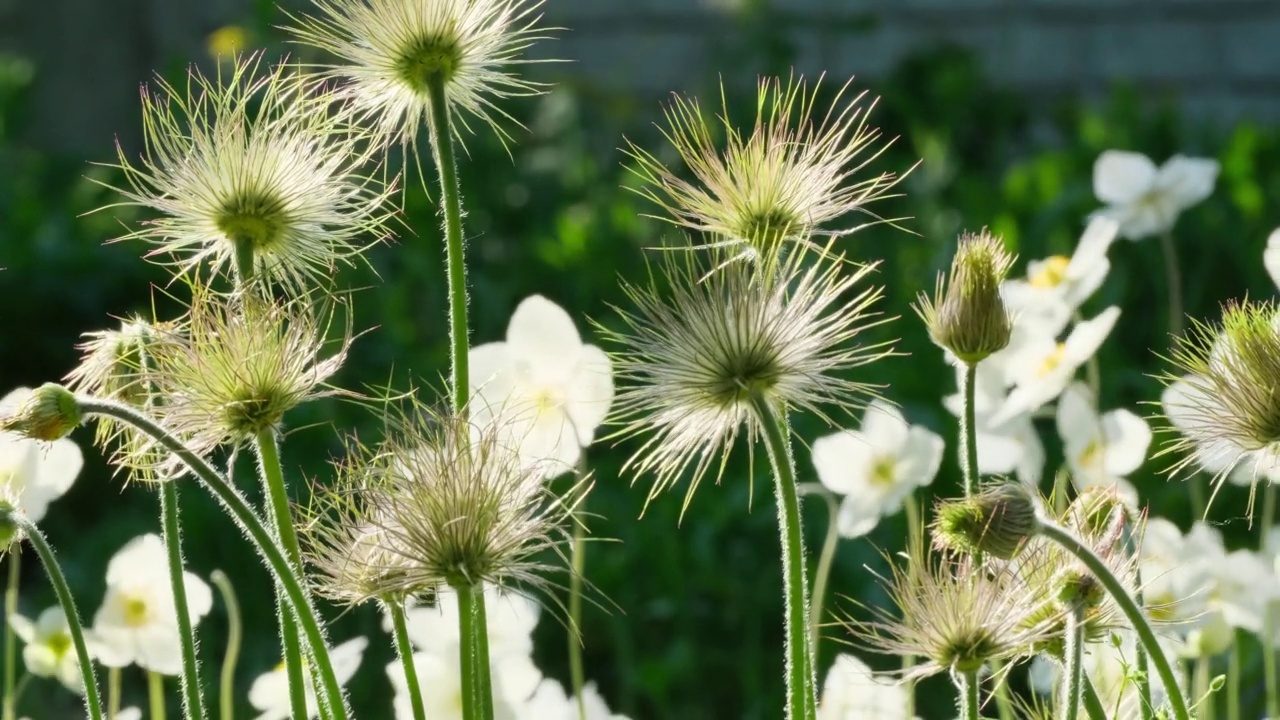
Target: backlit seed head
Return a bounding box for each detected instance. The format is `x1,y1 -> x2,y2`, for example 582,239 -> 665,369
601,247 -> 892,516
932,481 -> 1040,560
914,230 -> 1015,365
0,384 -> 81,443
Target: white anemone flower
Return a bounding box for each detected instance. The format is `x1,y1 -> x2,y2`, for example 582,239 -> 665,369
992,307 -> 1120,424
1139,519 -> 1231,655
9,607 -> 86,692
387,585 -> 539,660
388,648 -> 540,720
817,653 -> 916,720
1030,630 -> 1182,713
1207,549 -> 1280,634
943,360 -> 1044,487
1001,217 -> 1118,337
811,400 -> 943,538
1266,228 -> 1280,291
0,387 -> 83,525
1091,150 -> 1219,240
470,295 -> 614,479
1055,381 -> 1150,499
92,534 -> 213,675
249,636 -> 367,720
522,678 -> 631,720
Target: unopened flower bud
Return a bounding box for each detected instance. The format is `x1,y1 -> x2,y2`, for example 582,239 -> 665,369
0,499 -> 19,550
1054,566 -> 1105,613
914,230 -> 1015,365
1065,485 -> 1132,546
0,384 -> 81,442
933,481 -> 1039,559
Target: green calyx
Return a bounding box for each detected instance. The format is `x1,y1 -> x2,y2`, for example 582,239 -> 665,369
396,34 -> 463,93
217,192 -> 288,252
0,383 -> 82,442
933,482 -> 1039,560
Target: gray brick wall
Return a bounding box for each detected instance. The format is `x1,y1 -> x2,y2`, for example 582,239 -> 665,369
3,0 -> 1279,155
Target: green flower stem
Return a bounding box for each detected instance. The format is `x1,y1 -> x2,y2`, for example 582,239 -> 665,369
1120,522 -> 1155,720
9,518 -> 103,720
806,487 -> 839,654
149,672 -> 167,720
453,582 -> 487,720
1081,676 -> 1108,720
209,571 -> 241,720
1061,605 -> 1085,720
233,239 -> 255,287
389,603 -> 428,720
1194,657 -> 1215,720
1158,230 -> 1183,343
253,431 -> 310,720
1264,482 -> 1279,720
424,74 -> 470,413
9,674 -> 27,708
1037,520 -> 1192,720
902,493 -> 920,719
568,477 -> 588,720
76,397 -> 349,720
473,588 -> 495,719
1227,630 -> 1240,720
960,362 -> 979,497
3,547 -> 20,720
957,668 -> 979,720
160,481 -> 207,720
108,667 -> 121,720
751,395 -> 817,720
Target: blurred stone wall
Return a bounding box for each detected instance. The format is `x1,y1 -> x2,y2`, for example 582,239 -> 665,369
3,0 -> 1278,156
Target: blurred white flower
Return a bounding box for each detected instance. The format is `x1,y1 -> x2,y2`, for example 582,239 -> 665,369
1030,630 -> 1182,713
388,586 -> 539,661
249,636 -> 367,720
1139,519 -> 1234,656
943,360 -> 1044,487
0,387 -> 83,524
521,678 -> 631,719
1092,150 -> 1219,240
9,606 -> 85,692
388,648 -> 540,720
811,400 -> 943,537
1055,382 -> 1150,501
992,307 -> 1120,424
1002,217 -> 1118,337
91,534 -> 213,675
1266,228 -> 1280,291
817,653 -> 915,720
470,295 -> 614,479
1207,549 -> 1280,635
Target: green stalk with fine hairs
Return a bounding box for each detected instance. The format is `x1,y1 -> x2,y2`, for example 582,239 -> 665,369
75,397 -> 349,720
1081,676 -> 1108,720
149,672 -> 167,720
568,472 -> 589,720
751,395 -> 817,720
960,362 -> 979,497
1265,482 -> 1279,719
2,548 -> 19,720
1037,520 -> 1192,720
453,583 -> 487,720
389,603 -> 428,720
424,75 -> 470,413
805,486 -> 839,654
6,517 -> 103,720
956,668 -> 979,720
255,431 -> 310,720
1061,605 -> 1085,720
473,586 -> 495,719
902,493 -> 921,718
160,482 -> 207,720
209,571 -> 241,720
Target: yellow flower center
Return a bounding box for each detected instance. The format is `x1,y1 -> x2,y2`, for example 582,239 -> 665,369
870,456 -> 897,486
1077,439 -> 1103,471
1037,343 -> 1068,378
123,596 -> 152,627
1028,256 -> 1071,289
47,631 -> 72,658
531,386 -> 563,416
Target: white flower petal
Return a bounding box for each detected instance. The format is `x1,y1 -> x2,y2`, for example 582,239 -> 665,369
857,400 -> 908,451
834,497 -> 882,538
898,427 -> 944,489
505,295 -> 583,377
8,612 -> 35,644
564,344 -> 614,447
1156,155 -> 1219,210
1099,409 -> 1151,476
1094,150 -> 1158,205
1265,228 -> 1280,292
811,431 -> 876,496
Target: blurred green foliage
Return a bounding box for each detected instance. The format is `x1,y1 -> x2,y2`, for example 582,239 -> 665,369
2,15 -> 1280,719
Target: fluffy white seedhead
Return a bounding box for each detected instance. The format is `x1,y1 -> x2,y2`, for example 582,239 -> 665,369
603,248 -> 891,516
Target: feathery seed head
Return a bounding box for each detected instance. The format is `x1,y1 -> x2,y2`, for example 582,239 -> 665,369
311,398 -> 581,600
148,286 -> 350,456
602,248 -> 892,515
932,481 -> 1039,560
1064,484 -> 1132,547
914,230 -> 1015,365
845,546 -> 1061,679
110,53 -> 394,292
1159,299 -> 1280,482
626,74 -> 903,271
287,0 -> 553,146
0,384 -> 81,443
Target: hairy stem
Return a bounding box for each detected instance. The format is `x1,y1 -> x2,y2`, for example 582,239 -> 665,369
453,583 -> 487,720
807,488 -> 839,654
10,519 -> 103,720
389,603 -> 427,720
1121,522 -> 1155,720
752,395 -> 817,720
209,571 -> 241,720
2,548 -> 19,720
1038,520 -> 1192,720
1081,675 -> 1108,720
957,668 -> 979,720
1061,606 -> 1085,720
77,397 -> 348,720
424,75 -> 470,413
568,482 -> 588,720
1265,482 -> 1279,719
160,482 -> 207,720
960,362 -> 979,496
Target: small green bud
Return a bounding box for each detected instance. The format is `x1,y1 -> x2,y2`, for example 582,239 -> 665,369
0,384 -> 81,441
914,230 -> 1015,364
933,481 -> 1039,559
1054,566 -> 1104,612
0,500 -> 19,549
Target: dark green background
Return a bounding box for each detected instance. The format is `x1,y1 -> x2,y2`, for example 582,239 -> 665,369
2,6 -> 1280,719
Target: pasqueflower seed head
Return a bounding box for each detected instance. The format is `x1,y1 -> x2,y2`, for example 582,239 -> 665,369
626,74 -> 902,272
845,546 -> 1061,679
1159,299 -> 1280,485
324,398 -> 582,599
914,229 -> 1015,365
109,53 -> 394,292
602,248 -> 892,516
932,480 -> 1040,560
147,285 -> 351,457
287,0 -> 553,146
